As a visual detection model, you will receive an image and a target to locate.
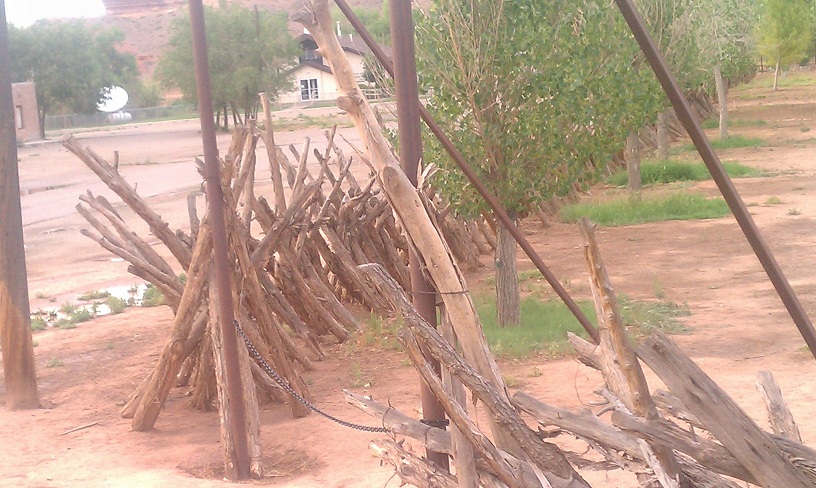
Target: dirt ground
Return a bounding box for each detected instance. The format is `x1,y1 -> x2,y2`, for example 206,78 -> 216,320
2,70 -> 816,487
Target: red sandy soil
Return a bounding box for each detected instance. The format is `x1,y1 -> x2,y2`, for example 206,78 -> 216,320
2,70 -> 816,487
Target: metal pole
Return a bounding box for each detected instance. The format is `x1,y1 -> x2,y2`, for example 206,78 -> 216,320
388,0 -> 449,469
188,0 -> 252,478
614,0 -> 816,359
0,0 -> 40,410
335,0 -> 599,344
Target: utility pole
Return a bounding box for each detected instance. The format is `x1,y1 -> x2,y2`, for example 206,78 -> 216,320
0,0 -> 40,410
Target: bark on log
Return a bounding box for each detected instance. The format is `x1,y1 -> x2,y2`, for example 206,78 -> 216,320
260,93 -> 287,216
370,439 -> 458,488
638,331 -> 815,487
757,370 -> 802,442
579,218 -> 683,486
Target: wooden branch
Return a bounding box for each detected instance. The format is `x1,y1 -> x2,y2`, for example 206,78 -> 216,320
579,218 -> 683,486
638,331 -> 814,487
369,439 -> 458,488
757,370 -> 802,442
360,263 -> 589,488
63,136 -> 192,269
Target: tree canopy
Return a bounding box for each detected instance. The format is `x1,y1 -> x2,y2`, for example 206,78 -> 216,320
8,20 -> 137,137
757,0 -> 813,88
157,4 -> 298,128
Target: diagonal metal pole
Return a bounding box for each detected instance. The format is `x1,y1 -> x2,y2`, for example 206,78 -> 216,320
614,0 -> 816,359
388,0 -> 450,469
188,0 -> 252,478
335,0 -> 600,344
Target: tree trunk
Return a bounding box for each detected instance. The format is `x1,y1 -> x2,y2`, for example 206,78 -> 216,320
495,212 -> 520,328
0,12 -> 40,409
773,55 -> 781,91
626,132 -> 641,201
657,110 -> 669,160
713,64 -> 728,139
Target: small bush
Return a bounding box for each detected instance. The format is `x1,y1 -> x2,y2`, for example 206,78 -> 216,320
77,290 -> 110,301
30,316 -> 47,331
106,296 -> 128,314
46,358 -> 64,368
141,284 -> 165,307
560,193 -> 730,226
55,318 -> 76,329
60,302 -> 77,314
70,309 -> 93,324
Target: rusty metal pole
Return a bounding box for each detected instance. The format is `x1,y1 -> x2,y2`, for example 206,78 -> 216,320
335,0 -> 600,344
614,0 -> 816,359
388,0 -> 450,469
0,0 -> 40,410
188,0 -> 252,478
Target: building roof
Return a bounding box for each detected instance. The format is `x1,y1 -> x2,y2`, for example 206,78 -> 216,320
296,33 -> 392,58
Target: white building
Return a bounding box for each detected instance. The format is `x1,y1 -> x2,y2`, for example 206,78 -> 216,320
278,33 -> 390,105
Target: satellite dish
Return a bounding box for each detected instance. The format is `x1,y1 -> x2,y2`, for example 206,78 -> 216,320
97,86 -> 129,113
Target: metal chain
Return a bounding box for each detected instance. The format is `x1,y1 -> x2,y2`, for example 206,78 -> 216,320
233,320 -> 389,433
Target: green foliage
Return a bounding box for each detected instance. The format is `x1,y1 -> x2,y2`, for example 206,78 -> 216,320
332,4 -> 391,43
141,284 -> 165,308
757,0 -> 813,70
8,20 -> 137,136
30,317 -> 47,331
69,309 -> 93,324
157,4 -> 298,128
105,296 -> 128,315
711,135 -> 765,149
476,296 -> 595,358
702,118 -> 767,129
415,0 -> 664,218
765,195 -> 783,205
77,290 -> 111,301
60,303 -> 77,314
560,193 -> 730,226
607,159 -> 762,186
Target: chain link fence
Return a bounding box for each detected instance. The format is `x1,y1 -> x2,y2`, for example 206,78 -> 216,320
45,105 -> 195,132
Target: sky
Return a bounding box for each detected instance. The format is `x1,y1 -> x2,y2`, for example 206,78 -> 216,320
4,0 -> 106,27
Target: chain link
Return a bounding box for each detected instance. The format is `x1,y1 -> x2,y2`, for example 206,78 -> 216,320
234,320 -> 389,433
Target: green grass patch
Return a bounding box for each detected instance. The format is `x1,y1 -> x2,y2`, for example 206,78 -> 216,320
475,295 -> 690,358
765,196 -> 783,205
348,314 -> 403,351
679,135 -> 765,152
560,193 -> 730,226
741,73 -> 816,89
607,159 -> 761,187
77,290 -> 111,301
618,297 -> 690,341
46,358 -> 64,368
701,118 -> 766,129
476,296 -> 595,358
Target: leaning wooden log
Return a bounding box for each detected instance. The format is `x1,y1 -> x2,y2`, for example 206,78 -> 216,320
291,2 -> 522,457
578,218 -> 683,486
757,370 -> 802,442
370,439 -> 458,488
513,392 -> 742,488
637,331 -> 815,488
63,135 -> 193,269
129,221 -> 213,431
359,263 -> 590,488
207,283 -> 263,480
260,93 -> 287,216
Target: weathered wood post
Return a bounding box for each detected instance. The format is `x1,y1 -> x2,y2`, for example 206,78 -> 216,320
0,0 -> 39,410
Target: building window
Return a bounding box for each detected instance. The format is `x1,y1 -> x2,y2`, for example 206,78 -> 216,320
304,49 -> 318,60
300,79 -> 319,101
15,105 -> 24,130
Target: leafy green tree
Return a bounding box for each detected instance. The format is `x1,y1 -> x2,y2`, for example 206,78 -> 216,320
157,4 -> 298,130
416,0 -> 662,326
8,20 -> 137,138
757,0 -> 813,90
332,4 -> 391,43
